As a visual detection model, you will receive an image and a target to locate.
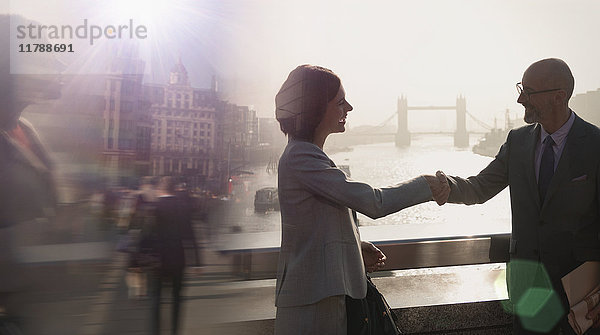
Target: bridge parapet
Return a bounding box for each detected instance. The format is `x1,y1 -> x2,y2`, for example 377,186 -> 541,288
210,228 -> 513,334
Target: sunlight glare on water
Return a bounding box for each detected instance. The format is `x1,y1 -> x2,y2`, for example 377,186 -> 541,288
244,134 -> 511,238
328,134 -> 511,236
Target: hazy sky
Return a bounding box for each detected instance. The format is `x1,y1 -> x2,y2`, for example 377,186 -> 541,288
6,0 -> 600,131
220,0 -> 600,131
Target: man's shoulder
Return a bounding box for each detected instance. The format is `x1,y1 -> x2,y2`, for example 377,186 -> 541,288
509,123 -> 537,137
502,124 -> 537,144
576,115 -> 600,139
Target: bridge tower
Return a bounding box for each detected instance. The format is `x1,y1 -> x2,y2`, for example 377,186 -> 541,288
395,95 -> 411,146
454,95 -> 468,147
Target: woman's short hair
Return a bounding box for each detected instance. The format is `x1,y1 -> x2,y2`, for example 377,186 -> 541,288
275,65 -> 341,141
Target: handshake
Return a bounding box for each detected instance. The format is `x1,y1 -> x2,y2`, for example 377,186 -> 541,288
424,171 -> 450,206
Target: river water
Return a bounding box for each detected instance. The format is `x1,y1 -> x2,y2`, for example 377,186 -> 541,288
229,134 -> 512,237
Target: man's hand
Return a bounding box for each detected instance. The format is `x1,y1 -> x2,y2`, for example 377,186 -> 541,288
586,302 -> 600,328
423,171 -> 450,205
361,241 -> 386,273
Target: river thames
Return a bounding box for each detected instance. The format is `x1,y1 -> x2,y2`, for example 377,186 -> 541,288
224,133 -> 512,238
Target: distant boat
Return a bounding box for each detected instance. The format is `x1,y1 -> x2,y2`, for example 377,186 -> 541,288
472,128 -> 507,158
472,109 -> 520,158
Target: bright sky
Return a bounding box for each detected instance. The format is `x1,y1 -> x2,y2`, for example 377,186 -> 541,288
6,0 -> 600,131
221,0 -> 600,130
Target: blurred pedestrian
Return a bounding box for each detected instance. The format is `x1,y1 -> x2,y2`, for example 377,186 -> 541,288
0,14 -> 62,334
124,177 -> 158,299
147,176 -> 201,335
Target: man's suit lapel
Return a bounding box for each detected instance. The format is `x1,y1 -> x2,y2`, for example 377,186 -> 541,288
541,115 -> 586,212
526,124 -> 541,211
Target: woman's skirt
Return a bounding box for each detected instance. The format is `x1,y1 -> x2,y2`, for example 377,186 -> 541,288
275,295 -> 346,335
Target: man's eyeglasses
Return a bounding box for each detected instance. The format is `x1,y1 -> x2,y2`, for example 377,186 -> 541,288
516,82 -> 562,98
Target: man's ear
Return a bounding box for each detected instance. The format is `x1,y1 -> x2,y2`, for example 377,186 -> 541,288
554,89 -> 567,105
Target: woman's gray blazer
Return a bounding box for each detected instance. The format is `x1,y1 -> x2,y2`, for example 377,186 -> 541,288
275,139 -> 433,307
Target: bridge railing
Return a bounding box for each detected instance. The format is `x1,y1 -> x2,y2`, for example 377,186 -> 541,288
213,229 -> 513,334
217,228 -> 511,279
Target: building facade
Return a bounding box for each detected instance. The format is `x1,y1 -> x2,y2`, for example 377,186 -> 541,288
20,57 -> 265,193
143,60 -> 219,182
102,57 -> 152,186
216,102 -> 259,172
570,88 -> 600,126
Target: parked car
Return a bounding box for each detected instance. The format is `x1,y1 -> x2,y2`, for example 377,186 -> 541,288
254,187 -> 280,212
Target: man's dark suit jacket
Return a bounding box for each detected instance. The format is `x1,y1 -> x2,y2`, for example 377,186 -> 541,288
0,118 -> 56,293
152,193 -> 199,273
0,118 -> 56,227
447,113 -> 600,333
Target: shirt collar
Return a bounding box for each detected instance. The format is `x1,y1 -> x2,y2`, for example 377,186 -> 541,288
540,110 -> 575,147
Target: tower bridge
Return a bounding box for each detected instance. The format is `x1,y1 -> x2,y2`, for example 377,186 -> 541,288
350,95 -> 495,147
396,95 -> 468,147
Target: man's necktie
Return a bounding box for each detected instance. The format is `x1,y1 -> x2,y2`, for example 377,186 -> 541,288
538,136 -> 555,202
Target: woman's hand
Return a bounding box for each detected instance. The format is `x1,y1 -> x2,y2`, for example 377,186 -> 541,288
361,241 -> 386,272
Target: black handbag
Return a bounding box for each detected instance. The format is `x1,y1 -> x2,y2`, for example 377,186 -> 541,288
346,275 -> 402,335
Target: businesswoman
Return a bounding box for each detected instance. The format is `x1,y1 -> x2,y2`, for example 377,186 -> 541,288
274,65 -> 446,334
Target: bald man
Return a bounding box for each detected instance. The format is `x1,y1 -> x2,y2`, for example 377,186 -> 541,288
440,58 -> 600,334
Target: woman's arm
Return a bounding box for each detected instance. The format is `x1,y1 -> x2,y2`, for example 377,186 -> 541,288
285,143 -> 434,219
